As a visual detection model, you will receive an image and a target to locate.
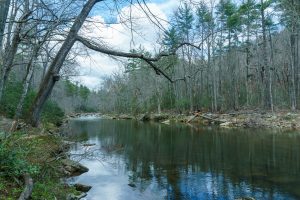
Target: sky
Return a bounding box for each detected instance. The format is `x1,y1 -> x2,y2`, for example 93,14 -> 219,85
72,0 -> 180,90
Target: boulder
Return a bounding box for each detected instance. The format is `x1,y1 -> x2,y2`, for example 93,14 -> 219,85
74,183 -> 92,192
235,197 -> 255,200
128,183 -> 136,188
61,159 -> 89,176
161,120 -> 170,125
118,114 -> 133,120
151,114 -> 169,122
186,115 -> 196,123
220,121 -> 233,128
67,192 -> 87,200
82,143 -> 96,147
139,114 -> 150,121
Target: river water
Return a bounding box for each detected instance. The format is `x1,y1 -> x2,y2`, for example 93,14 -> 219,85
66,117 -> 300,200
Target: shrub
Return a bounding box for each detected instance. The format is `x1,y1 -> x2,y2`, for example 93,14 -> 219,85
0,139 -> 39,177
175,98 -> 190,111
41,101 -> 65,126
0,81 -> 23,118
75,105 -> 97,113
0,79 -> 64,125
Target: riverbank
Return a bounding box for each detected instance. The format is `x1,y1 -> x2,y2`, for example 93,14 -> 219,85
64,112 -> 300,200
0,116 -> 90,199
101,110 -> 300,131
3,110 -> 296,198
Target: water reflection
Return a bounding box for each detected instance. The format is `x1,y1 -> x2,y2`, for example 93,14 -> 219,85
67,119 -> 300,200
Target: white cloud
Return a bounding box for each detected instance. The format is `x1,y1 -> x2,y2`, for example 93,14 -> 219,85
75,1 -> 176,89
159,0 -> 180,15
73,76 -> 103,90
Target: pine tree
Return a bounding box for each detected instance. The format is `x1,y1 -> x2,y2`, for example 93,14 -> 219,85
239,0 -> 259,106
278,0 -> 300,110
217,0 -> 242,109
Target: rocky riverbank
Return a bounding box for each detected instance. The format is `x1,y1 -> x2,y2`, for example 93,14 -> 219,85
101,110 -> 300,131
0,116 -> 91,200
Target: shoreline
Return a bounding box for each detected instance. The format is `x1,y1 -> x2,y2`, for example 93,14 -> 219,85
97,110 -> 300,131
1,110 -> 299,198
0,116 -> 91,199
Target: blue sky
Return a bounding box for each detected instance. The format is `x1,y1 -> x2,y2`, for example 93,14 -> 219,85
90,0 -> 176,24
74,0 -> 180,90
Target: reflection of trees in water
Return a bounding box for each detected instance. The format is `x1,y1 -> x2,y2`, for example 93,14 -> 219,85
70,119 -> 300,199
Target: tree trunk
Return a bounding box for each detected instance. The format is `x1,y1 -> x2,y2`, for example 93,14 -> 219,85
269,28 -> 275,110
228,31 -> 237,110
218,29 -> 223,110
155,79 -> 162,115
296,28 -> 299,108
234,49 -> 239,110
290,27 -> 297,111
0,0 -> 10,50
212,57 -> 217,111
260,0 -> 273,111
0,10 -> 31,102
13,43 -> 41,122
5,0 -> 17,47
245,5 -> 251,107
29,0 -> 101,127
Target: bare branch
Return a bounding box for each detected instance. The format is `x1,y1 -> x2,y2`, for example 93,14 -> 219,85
76,35 -> 175,82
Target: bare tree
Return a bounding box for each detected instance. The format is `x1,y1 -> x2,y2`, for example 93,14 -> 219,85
0,0 -> 10,50
0,0 -> 32,102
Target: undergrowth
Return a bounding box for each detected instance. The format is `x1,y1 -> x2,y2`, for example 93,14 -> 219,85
0,132 -> 75,199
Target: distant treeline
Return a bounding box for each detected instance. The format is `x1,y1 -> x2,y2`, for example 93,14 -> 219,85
98,0 -> 300,114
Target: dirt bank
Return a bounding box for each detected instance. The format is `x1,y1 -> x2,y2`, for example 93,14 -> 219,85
103,111 -> 300,131
0,116 -> 90,199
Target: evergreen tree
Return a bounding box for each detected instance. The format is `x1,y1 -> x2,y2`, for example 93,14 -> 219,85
239,0 -> 260,106
278,0 -> 300,109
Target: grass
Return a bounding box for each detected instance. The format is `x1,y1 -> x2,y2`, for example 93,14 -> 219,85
0,128 -> 76,199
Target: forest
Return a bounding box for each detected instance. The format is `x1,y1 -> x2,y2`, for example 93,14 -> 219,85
0,0 -> 300,199
98,0 -> 300,114
0,0 -> 299,126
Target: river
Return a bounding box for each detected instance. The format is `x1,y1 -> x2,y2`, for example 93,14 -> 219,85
66,116 -> 300,200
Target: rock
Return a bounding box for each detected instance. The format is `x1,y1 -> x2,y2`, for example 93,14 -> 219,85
59,142 -> 72,153
61,159 -> 89,176
202,119 -> 210,125
74,183 -> 92,192
140,114 -> 150,121
128,183 -> 136,188
235,197 -> 255,200
151,114 -> 169,122
118,114 -> 133,120
67,192 -> 87,200
243,118 -> 260,128
17,122 -> 27,130
56,120 -> 63,127
161,120 -> 170,125
187,115 -> 196,123
63,140 -> 76,146
220,121 -> 233,128
82,143 -> 96,147
58,166 -> 71,176
292,123 -> 297,130
68,114 -> 76,118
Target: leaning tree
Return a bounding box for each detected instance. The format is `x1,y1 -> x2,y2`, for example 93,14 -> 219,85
28,0 -> 191,126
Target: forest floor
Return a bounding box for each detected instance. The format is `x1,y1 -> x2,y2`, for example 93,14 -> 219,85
102,110 -> 300,131
0,116 -> 89,200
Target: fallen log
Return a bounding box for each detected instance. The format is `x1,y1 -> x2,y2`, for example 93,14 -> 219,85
187,113 -> 226,124
18,173 -> 33,200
